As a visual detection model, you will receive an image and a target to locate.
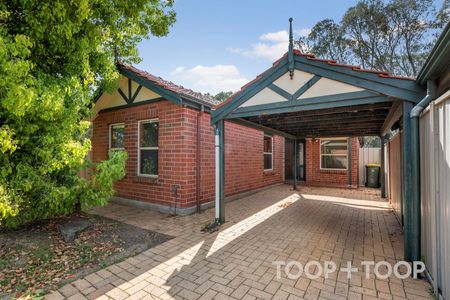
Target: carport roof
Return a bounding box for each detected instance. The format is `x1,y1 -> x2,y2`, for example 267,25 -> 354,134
211,49 -> 425,138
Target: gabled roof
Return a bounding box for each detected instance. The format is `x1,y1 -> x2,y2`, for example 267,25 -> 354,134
211,49 -> 426,126
216,50 -> 418,110
116,62 -> 220,107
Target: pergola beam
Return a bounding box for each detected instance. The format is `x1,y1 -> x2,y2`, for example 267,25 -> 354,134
228,95 -> 391,119
250,102 -> 392,120
252,111 -> 389,124
255,116 -> 387,128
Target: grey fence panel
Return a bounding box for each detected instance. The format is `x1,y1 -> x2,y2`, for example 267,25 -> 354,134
420,91 -> 450,300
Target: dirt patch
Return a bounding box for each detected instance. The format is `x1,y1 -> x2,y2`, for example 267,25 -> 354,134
0,213 -> 173,298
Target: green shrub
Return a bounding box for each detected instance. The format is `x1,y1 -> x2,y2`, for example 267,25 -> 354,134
0,0 -> 175,228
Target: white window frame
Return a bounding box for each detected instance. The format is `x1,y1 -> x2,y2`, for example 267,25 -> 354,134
320,137 -> 348,171
109,123 -> 125,150
137,118 -> 159,177
263,134 -> 274,171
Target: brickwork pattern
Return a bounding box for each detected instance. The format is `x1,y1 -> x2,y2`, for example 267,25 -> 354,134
48,185 -> 431,300
92,101 -> 284,210
305,138 -> 359,188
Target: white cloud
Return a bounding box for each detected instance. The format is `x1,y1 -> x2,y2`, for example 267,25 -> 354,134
228,28 -> 311,61
260,30 -> 289,43
171,64 -> 248,94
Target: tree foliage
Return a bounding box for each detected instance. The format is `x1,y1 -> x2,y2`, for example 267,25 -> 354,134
214,91 -> 233,102
297,0 -> 449,77
0,0 -> 175,227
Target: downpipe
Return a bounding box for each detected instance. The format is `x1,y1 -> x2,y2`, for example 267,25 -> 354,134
409,80 -> 436,262
214,126 -> 220,223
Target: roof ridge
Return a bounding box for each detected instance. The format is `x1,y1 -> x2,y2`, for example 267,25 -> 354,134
116,62 -> 220,106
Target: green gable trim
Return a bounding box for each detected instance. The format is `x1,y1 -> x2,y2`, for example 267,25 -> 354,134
113,66 -> 213,112
226,91 -> 389,119
294,57 -> 424,102
117,88 -> 129,104
100,97 -> 165,113
230,118 -> 296,139
268,83 -> 291,100
128,78 -> 132,100
131,85 -> 143,102
212,62 -> 289,124
118,67 -> 183,106
267,74 -> 322,101
212,55 -> 425,124
292,75 -> 321,99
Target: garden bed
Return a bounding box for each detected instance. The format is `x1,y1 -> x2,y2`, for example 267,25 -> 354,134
0,213 -> 173,299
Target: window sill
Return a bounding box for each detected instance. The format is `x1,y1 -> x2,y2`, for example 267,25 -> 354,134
319,169 -> 347,174
264,170 -> 275,175
132,176 -> 159,184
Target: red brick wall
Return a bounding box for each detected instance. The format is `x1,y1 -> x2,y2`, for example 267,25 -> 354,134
305,137 -> 358,187
91,100 -> 284,210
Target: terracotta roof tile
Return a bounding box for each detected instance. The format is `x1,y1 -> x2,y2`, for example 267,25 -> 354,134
116,62 -> 220,107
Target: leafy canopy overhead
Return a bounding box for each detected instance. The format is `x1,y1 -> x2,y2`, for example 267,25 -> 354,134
0,0 -> 175,227
214,91 -> 234,102
297,0 -> 450,77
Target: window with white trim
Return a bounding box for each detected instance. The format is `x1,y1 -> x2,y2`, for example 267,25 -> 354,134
138,119 -> 159,177
264,134 -> 273,171
320,138 -> 348,170
109,123 -> 125,150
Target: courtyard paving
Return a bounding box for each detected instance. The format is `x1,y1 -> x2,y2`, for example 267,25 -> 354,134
46,184 -> 432,300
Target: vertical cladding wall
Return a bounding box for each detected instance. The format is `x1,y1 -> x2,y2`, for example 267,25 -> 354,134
305,137 -> 359,187
92,100 -> 285,211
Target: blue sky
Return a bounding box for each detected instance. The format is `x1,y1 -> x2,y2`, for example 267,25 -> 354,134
136,0 -> 444,95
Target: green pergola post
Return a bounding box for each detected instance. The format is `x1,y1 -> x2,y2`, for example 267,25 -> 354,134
380,135 -> 386,198
402,101 -> 417,262
214,120 -> 225,224
293,139 -> 297,190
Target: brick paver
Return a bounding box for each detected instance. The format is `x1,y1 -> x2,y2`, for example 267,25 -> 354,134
48,185 -> 432,299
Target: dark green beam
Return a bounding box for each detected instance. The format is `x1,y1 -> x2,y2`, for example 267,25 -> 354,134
268,83 -> 291,100
211,63 -> 290,124
292,75 -> 321,99
256,115 -> 387,127
402,102 -> 415,262
228,93 -> 390,119
249,102 -> 392,121
230,118 -> 296,139
294,57 -> 424,102
131,85 -> 143,103
117,88 -> 129,103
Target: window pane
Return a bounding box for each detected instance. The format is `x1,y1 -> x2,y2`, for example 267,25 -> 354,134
321,155 -> 347,169
140,122 -> 158,147
111,125 -> 124,149
264,136 -> 272,153
320,139 -> 347,155
264,153 -> 272,170
140,149 -> 158,175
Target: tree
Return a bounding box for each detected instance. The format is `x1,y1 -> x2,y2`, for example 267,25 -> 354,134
214,91 -> 233,102
297,0 -> 449,77
0,0 -> 176,227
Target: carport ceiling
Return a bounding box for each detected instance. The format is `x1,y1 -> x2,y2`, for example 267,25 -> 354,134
243,101 -> 392,137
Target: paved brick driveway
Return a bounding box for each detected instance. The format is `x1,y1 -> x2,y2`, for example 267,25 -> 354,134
47,185 -> 431,300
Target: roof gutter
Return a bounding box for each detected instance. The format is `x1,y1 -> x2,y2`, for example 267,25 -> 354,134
408,79 -> 436,262
416,22 -> 450,85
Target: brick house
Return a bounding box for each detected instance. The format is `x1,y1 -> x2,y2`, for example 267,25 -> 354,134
92,63 -> 359,215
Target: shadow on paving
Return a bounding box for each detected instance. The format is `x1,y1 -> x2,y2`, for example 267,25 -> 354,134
52,185 -> 432,299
